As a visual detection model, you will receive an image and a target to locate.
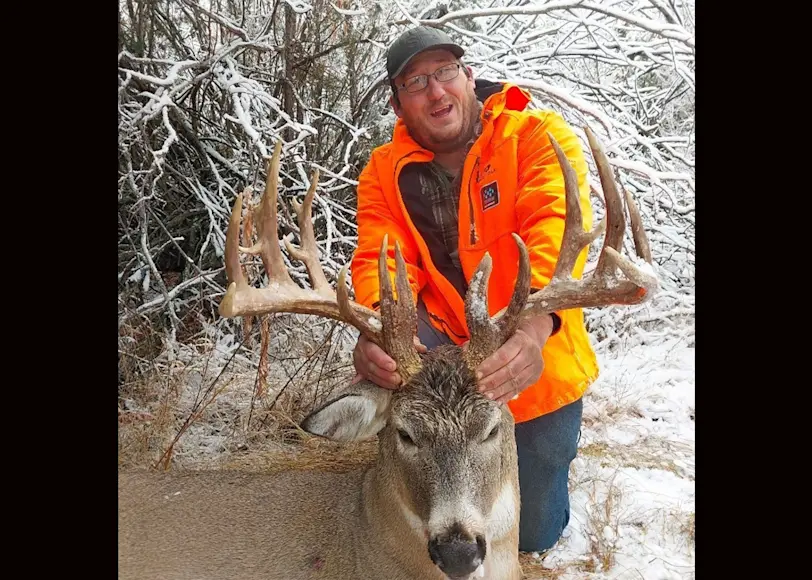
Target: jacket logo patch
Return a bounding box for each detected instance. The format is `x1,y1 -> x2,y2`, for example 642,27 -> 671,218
481,181 -> 500,211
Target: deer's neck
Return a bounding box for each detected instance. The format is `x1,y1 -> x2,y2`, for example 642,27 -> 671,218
356,466 -> 447,579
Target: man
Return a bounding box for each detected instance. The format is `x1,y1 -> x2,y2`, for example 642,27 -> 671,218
349,26 -> 599,554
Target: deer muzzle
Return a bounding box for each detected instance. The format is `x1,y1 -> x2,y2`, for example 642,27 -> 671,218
428,525 -> 486,579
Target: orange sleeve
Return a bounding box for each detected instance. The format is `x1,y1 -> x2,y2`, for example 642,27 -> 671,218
514,111 -> 593,290
351,153 -> 426,309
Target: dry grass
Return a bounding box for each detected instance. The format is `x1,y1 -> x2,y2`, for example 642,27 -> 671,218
578,439 -> 693,480
680,512 -> 695,545
580,367 -> 647,431
661,507 -> 695,553
518,553 -> 566,579
118,314 -> 358,471
118,336 -> 189,469
583,475 -> 622,573
217,435 -> 378,474
519,552 -> 611,578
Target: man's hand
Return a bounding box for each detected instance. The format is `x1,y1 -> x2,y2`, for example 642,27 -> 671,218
475,314 -> 554,404
352,334 -> 427,390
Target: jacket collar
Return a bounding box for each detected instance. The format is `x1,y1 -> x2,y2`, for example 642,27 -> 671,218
473,79 -> 531,117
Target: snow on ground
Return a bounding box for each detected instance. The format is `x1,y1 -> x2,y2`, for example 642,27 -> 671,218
533,337 -> 695,579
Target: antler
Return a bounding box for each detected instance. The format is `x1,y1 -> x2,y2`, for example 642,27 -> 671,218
463,127 -> 658,368
218,141 -> 422,381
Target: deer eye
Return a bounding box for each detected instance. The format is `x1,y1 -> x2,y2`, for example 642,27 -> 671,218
397,429 -> 416,447
484,425 -> 500,442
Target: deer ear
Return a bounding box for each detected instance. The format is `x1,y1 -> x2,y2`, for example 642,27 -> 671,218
300,380 -> 393,442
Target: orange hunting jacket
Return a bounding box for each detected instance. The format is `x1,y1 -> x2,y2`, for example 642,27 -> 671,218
351,81 -> 599,423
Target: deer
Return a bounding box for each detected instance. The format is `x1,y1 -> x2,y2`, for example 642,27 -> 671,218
118,126 -> 657,580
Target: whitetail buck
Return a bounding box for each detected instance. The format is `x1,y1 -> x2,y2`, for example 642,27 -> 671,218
118,127 -> 657,580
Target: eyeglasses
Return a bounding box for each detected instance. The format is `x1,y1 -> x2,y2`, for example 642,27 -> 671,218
396,63 -> 462,94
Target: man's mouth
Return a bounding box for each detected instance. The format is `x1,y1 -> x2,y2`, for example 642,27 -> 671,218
431,104 -> 453,118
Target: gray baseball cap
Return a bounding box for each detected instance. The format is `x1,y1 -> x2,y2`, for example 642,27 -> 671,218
386,26 -> 464,80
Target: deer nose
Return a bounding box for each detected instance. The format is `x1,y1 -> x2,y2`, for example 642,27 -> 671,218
428,533 -> 486,578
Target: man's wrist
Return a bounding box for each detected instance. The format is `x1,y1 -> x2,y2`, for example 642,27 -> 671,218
523,313 -> 557,346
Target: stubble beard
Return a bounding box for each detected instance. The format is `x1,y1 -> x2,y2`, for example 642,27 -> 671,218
411,91 -> 482,155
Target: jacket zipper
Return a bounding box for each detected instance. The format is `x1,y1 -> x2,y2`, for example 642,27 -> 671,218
468,156 -> 480,245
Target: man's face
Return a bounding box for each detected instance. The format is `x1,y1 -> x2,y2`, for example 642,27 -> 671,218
390,49 -> 478,154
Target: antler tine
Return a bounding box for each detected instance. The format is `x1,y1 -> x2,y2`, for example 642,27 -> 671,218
623,184 -> 653,264
284,167 -> 333,297
497,233 -> 531,335
218,144 -> 384,348
223,193 -> 248,293
463,251 -> 492,369
585,127 -> 626,278
377,235 -> 422,381
248,141 -> 297,287
549,134 -> 606,281
463,234 -> 531,369
513,128 -> 657,322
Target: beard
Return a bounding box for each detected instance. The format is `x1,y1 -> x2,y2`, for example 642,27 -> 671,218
409,91 -> 482,155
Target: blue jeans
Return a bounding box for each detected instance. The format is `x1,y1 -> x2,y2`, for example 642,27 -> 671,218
416,301 -> 582,552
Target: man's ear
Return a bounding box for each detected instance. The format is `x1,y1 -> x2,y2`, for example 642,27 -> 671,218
464,65 -> 475,85
389,94 -> 403,118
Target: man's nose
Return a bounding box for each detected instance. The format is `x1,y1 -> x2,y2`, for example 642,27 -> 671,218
425,76 -> 447,100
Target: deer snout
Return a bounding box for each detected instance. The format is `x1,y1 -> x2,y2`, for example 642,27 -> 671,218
428,528 -> 486,579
